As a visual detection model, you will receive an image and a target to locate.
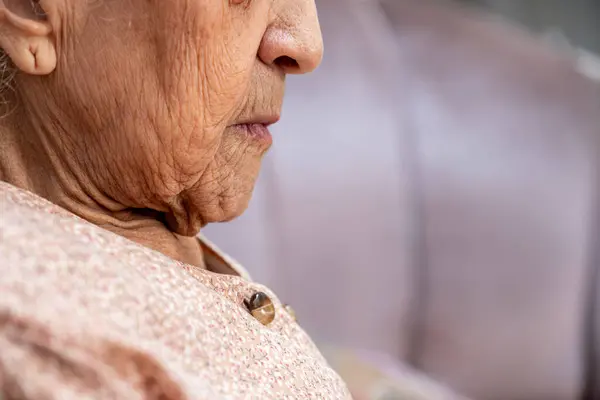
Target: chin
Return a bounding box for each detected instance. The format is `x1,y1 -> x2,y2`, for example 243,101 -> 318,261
187,188 -> 255,230
172,166 -> 260,233
217,191 -> 254,224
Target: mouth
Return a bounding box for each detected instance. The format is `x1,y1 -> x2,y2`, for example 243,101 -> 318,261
231,123 -> 272,144
237,115 -> 280,127
229,115 -> 280,145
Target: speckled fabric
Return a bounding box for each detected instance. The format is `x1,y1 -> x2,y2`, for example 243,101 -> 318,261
0,181 -> 351,399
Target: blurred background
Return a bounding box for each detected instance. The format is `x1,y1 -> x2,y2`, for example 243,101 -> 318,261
205,0 -> 600,399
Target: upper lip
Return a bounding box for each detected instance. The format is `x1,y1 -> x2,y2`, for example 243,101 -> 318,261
235,115 -> 280,127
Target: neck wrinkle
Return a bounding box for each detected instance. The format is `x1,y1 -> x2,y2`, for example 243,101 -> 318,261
0,105 -> 206,270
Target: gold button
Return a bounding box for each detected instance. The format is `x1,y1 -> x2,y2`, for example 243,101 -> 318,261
284,304 -> 297,322
245,292 -> 275,326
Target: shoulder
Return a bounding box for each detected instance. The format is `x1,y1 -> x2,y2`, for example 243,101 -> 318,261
0,181 -> 236,343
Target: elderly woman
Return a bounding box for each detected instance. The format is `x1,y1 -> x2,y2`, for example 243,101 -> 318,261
0,0 -> 351,398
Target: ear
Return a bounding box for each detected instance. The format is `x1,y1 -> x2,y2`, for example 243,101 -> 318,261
0,0 -> 56,75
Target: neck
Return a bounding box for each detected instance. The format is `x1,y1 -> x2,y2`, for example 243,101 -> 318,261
0,106 -> 205,269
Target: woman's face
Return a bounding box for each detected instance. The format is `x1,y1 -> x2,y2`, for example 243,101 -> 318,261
12,0 -> 322,234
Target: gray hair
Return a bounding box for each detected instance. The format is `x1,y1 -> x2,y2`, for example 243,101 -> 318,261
0,51 -> 16,109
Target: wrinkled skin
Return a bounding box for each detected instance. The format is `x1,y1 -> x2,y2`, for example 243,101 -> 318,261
0,0 -> 322,265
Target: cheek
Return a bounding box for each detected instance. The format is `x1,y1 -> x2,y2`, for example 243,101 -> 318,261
162,5 -> 268,174
50,0 -> 270,213
163,0 -> 268,126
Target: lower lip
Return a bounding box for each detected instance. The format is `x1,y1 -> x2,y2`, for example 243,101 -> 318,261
232,123 -> 272,142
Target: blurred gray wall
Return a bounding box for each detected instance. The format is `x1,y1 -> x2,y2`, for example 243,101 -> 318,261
461,0 -> 600,53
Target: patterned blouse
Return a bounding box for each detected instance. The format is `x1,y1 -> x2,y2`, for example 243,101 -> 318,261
0,181 -> 351,399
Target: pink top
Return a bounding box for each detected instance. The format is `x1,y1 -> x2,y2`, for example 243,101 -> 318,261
0,181 -> 351,399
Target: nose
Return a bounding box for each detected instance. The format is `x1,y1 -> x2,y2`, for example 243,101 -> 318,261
258,0 -> 323,74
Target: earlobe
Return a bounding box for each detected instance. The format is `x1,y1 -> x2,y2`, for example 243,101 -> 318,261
0,4 -> 56,76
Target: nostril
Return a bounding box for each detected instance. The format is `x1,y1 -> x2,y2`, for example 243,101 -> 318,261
274,56 -> 299,71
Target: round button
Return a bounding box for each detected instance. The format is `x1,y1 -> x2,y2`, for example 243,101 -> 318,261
245,292 -> 275,326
